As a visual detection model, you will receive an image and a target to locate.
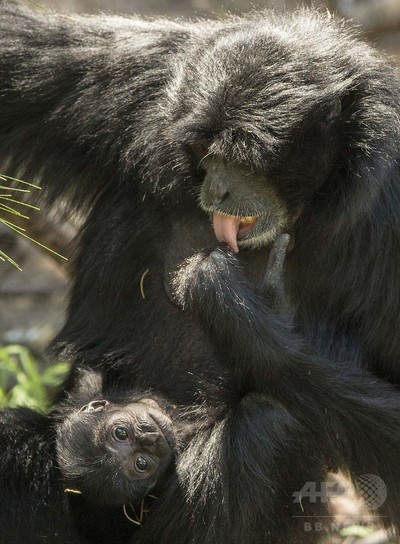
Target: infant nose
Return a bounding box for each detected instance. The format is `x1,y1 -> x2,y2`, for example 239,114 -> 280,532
136,423 -> 160,447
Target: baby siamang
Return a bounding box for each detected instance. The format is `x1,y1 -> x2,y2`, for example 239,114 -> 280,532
1,3 -> 400,543
57,396 -> 174,505
0,370 -> 175,544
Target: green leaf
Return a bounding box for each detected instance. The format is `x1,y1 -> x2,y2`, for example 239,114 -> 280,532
0,344 -> 70,411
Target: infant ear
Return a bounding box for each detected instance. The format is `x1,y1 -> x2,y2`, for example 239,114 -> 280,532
79,399 -> 109,413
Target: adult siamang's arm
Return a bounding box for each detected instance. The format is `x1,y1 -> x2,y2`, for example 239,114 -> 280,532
173,238 -> 392,401
173,238 -> 327,396
173,238 -> 400,527
0,4 -> 188,207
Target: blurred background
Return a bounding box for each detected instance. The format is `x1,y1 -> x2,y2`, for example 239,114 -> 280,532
0,2 -> 399,541
35,0 -> 400,58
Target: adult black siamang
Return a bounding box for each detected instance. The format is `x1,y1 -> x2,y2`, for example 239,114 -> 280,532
1,3 -> 400,543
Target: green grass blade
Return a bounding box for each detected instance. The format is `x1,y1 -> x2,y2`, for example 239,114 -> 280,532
0,197 -> 40,211
0,174 -> 41,190
0,250 -> 22,270
2,220 -> 68,261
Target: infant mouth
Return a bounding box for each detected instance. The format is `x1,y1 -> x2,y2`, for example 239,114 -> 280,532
212,213 -> 258,253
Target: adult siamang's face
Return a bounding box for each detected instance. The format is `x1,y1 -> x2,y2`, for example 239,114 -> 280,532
158,26 -> 344,254
57,399 -> 174,505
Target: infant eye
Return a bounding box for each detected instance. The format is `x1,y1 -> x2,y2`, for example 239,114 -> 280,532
113,427 -> 129,441
135,455 -> 148,473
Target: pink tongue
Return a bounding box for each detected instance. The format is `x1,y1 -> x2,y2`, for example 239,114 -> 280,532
212,213 -> 240,253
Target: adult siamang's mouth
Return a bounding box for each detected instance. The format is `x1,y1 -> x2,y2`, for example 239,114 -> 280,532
212,212 -> 261,252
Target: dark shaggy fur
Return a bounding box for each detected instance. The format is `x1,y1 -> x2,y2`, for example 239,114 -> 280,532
0,369 -> 177,544
1,3 -> 400,543
0,407 -> 85,544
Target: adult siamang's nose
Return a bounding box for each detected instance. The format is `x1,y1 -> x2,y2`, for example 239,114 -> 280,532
209,177 -> 229,205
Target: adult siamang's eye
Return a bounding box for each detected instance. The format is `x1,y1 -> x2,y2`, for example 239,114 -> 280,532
113,427 -> 129,441
135,455 -> 148,473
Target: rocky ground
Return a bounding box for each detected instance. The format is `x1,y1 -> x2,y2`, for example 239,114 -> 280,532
0,227 -> 69,357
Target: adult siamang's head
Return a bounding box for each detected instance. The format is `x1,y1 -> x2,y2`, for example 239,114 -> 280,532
57,398 -> 174,505
138,11 -> 399,252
